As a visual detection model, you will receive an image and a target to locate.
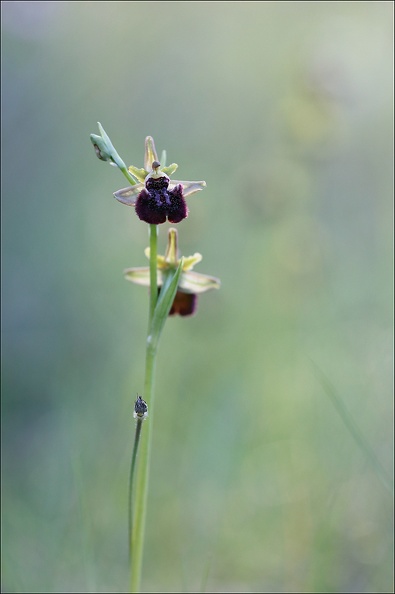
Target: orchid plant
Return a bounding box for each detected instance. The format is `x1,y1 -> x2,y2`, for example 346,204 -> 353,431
90,123 -> 220,593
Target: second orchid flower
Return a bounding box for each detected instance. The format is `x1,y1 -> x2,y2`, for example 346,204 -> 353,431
124,227 -> 220,316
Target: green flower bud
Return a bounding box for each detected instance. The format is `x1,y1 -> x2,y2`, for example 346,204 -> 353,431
90,122 -> 127,170
90,134 -> 112,161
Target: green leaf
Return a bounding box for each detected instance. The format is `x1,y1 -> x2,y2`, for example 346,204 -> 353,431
149,259 -> 184,348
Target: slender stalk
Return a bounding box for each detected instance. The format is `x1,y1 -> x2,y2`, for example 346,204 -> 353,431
119,164 -> 139,187
129,224 -> 159,593
148,225 -> 158,323
130,341 -> 157,592
128,417 -> 144,557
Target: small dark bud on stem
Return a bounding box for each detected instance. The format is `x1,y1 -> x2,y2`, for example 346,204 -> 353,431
134,395 -> 148,419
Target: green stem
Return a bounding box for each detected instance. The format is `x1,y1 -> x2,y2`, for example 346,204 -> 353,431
128,417 -> 143,557
119,164 -> 139,187
130,341 -> 157,593
148,225 -> 158,322
129,224 -> 159,593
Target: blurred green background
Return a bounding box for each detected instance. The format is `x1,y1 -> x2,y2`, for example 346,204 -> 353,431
2,2 -> 393,592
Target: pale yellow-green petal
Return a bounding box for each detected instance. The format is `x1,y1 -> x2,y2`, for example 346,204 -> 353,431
161,163 -> 178,176
128,165 -> 148,183
182,253 -> 203,271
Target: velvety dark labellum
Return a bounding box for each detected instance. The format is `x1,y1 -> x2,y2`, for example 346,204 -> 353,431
170,291 -> 197,316
157,288 -> 197,317
135,176 -> 188,224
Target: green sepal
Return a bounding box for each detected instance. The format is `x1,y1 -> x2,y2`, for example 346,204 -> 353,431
144,136 -> 158,171
170,180 -> 206,197
164,227 -> 178,266
113,184 -> 144,206
149,259 -> 184,348
124,267 -> 164,287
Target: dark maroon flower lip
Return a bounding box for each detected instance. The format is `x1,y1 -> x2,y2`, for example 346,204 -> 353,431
170,292 -> 198,317
135,176 -> 188,224
157,288 -> 198,317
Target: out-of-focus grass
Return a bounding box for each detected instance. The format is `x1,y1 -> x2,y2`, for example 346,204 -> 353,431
2,2 -> 393,593
313,363 -> 393,494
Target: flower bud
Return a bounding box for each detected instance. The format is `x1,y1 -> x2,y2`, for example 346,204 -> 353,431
134,395 -> 148,419
90,123 -> 127,170
90,134 -> 112,161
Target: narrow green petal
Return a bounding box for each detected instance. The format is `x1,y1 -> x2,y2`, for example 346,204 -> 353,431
124,267 -> 164,287
160,150 -> 167,168
113,184 -> 143,206
179,271 -> 220,294
182,253 -> 203,271
161,163 -> 178,176
128,166 -> 148,183
144,136 -> 158,171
